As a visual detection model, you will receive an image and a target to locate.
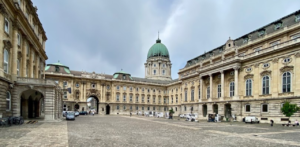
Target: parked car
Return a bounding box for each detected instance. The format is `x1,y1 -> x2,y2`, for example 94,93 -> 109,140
245,116 -> 260,124
180,114 -> 188,118
75,111 -> 79,117
66,112 -> 75,120
79,111 -> 88,115
63,111 -> 67,117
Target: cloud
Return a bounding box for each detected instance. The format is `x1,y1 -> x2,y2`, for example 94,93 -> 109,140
32,0 -> 300,79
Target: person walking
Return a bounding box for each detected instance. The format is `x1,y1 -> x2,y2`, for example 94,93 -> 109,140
270,119 -> 274,127
130,112 -> 132,117
92,111 -> 94,116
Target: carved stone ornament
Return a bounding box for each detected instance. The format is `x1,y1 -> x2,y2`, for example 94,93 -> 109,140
244,74 -> 254,80
260,70 -> 272,76
227,77 -> 234,82
254,63 -> 259,68
295,52 -> 300,58
3,40 -> 12,50
204,78 -> 210,85
0,4 -> 7,16
272,58 -> 279,63
280,66 -> 294,73
12,21 -> 20,30
74,89 -> 80,99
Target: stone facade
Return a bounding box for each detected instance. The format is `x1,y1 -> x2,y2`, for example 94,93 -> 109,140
0,0 -> 62,120
45,10 -> 300,123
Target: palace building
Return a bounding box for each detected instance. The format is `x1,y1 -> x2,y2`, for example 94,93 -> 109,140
1,0 -> 300,123
0,0 -> 63,120
45,9 -> 300,123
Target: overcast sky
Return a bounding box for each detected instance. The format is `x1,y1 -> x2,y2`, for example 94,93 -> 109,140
32,0 -> 300,79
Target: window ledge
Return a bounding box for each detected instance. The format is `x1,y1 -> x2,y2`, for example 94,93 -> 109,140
244,96 -> 254,98
278,92 -> 294,96
259,94 -> 272,97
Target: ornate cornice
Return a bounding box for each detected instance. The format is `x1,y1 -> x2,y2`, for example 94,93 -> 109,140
244,74 -> 254,80
280,66 -> 294,73
260,70 -> 272,76
3,40 -> 12,50
0,3 -> 7,16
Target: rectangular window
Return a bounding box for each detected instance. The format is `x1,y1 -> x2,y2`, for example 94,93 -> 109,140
171,97 -> 173,103
123,105 -> 126,110
245,105 -> 251,112
207,87 -> 210,99
184,90 -> 187,102
147,107 -> 150,110
130,95 -> 132,101
123,95 -> 126,102
4,18 -> 9,33
130,106 -> 132,110
153,97 -> 155,103
123,86 -> 126,91
142,96 -> 144,102
217,84 -> 221,98
153,107 -> 155,110
116,86 -> 120,90
136,96 -> 138,102
142,107 -> 144,110
262,104 -> 268,112
17,33 -> 21,46
117,105 -> 119,110
176,96 -> 178,103
147,97 -> 150,103
116,95 -> 119,101
64,92 -> 67,99
198,88 -> 201,99
17,60 -> 20,76
136,106 -> 138,110
270,40 -> 280,46
230,82 -> 234,97
63,81 -> 68,87
191,89 -> 194,101
164,98 -> 166,103
291,33 -> 300,40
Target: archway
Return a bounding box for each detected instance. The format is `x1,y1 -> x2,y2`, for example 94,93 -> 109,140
213,104 -> 218,114
74,104 -> 79,111
106,105 -> 110,115
224,104 -> 232,118
87,96 -> 99,114
20,89 -> 44,119
202,105 -> 207,117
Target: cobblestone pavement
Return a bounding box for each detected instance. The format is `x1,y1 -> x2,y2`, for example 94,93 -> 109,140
0,120 -> 68,147
1,116 -> 300,147
67,115 -> 300,147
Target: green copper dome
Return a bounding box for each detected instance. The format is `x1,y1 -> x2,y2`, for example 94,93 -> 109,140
147,39 -> 169,59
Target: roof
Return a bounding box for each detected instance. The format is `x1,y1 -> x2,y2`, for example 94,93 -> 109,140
147,39 -> 169,59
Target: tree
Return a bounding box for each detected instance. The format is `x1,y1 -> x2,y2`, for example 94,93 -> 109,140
281,101 -> 300,119
169,108 -> 175,114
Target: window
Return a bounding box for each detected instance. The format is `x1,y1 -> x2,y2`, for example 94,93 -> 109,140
283,58 -> 290,63
147,89 -> 150,93
230,82 -> 234,97
123,106 -> 126,110
171,97 -> 173,103
153,107 -> 155,110
207,87 -> 210,98
117,105 -> 119,110
123,86 -> 126,91
258,29 -> 265,36
142,107 -> 144,110
153,70 -> 156,75
162,64 -> 165,67
17,59 -> 20,76
175,107 -> 177,111
142,96 -> 144,102
246,67 -> 252,72
130,95 -> 132,101
242,37 -> 248,44
245,104 -> 251,112
116,94 -> 120,101
246,79 -> 252,96
274,22 -> 282,30
130,87 -> 132,91
153,89 -> 155,92
116,86 -> 120,90
263,63 -> 269,68
107,85 -> 110,90
136,87 -> 139,91
153,64 -> 156,67
136,96 -> 138,102
230,71 -> 234,75
76,83 -> 80,88
4,18 -> 9,34
270,40 -> 280,46
142,88 -> 144,92
184,106 -> 186,111
184,90 -> 187,102
63,91 -> 67,99
6,91 -> 11,111
63,81 -> 68,87
254,47 -> 261,52
147,107 -> 150,110
147,97 -> 150,103
217,84 -> 221,98
291,33 -> 300,39
26,43 -> 29,56
123,95 -> 126,101
136,106 -> 138,110
262,76 -> 270,95
153,97 -> 155,103
130,106 -> 132,110
123,75 -> 126,80
262,104 -> 268,112
164,98 -> 166,103
191,89 -> 194,101
198,88 -> 201,99
91,84 -> 96,88
4,49 -> 9,73
296,14 -> 300,22
55,66 -> 59,72
162,70 -> 165,75
17,33 -> 21,46
282,72 -> 291,93
176,96 -> 178,103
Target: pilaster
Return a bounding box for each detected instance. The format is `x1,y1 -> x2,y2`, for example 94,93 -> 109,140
220,71 -> 224,100
234,66 -> 240,100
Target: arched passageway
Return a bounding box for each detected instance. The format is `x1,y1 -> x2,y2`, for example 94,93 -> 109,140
106,105 -> 110,115
213,104 -> 218,114
202,105 -> 207,117
74,104 -> 79,111
20,90 -> 44,119
224,104 -> 232,118
87,96 -> 99,114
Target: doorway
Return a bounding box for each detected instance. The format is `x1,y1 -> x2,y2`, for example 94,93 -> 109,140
106,105 -> 110,115
224,104 -> 232,118
213,104 -> 218,114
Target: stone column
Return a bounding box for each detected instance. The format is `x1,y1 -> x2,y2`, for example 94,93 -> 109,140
11,26 -> 18,81
30,49 -> 33,78
220,71 -> 224,100
22,37 -> 27,77
199,76 -> 203,102
44,88 -> 55,120
209,74 -> 213,100
234,67 -> 240,99
35,55 -> 39,78
149,63 -> 152,76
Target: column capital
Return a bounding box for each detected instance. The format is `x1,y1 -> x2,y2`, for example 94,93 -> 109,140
220,70 -> 224,74
209,73 -> 213,77
233,66 -> 240,70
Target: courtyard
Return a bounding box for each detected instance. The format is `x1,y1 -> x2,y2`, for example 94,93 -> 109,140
0,116 -> 299,147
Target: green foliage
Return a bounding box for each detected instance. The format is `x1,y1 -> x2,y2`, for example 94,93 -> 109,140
169,108 -> 175,114
281,101 -> 300,118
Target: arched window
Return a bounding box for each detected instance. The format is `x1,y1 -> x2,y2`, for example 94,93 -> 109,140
262,76 -> 270,95
4,49 -> 9,73
230,82 -> 235,97
245,79 -> 252,96
6,91 -> 11,111
282,72 -> 291,93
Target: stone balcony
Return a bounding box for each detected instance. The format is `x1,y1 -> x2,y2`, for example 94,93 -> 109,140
16,77 -> 57,86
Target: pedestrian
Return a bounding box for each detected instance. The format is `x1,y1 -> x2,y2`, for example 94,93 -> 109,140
92,111 -> 94,116
270,119 -> 274,127
295,120 -> 299,126
130,112 -> 132,117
